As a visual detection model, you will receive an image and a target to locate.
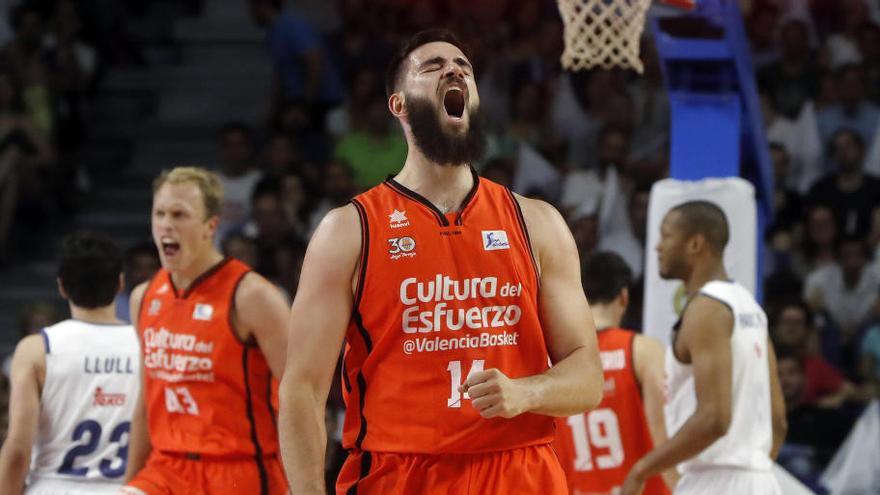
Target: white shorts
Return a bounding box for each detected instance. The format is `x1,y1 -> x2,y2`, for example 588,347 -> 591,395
25,478 -> 122,495
675,467 -> 781,495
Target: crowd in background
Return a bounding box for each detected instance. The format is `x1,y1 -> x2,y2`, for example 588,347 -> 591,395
2,0 -> 880,491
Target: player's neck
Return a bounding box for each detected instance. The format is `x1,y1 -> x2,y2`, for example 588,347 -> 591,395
69,305 -> 123,325
684,261 -> 729,297
170,249 -> 225,292
591,305 -> 623,331
394,155 -> 474,214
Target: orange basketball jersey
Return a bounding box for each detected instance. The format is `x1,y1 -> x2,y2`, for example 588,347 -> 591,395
343,171 -> 554,454
554,328 -> 670,495
138,258 -> 280,460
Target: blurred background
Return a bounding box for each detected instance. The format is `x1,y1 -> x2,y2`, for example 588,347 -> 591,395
0,0 -> 879,491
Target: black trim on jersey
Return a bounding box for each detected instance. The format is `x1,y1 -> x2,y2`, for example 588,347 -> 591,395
266,370 -> 278,431
346,451 -> 373,495
170,257 -> 233,299
350,199 -> 370,308
242,348 -> 270,495
354,371 -> 369,449
41,329 -> 50,354
227,270 -> 255,347
505,188 -> 541,286
453,167 -> 481,226
352,310 -> 373,353
670,292 -> 734,364
383,179 -> 449,226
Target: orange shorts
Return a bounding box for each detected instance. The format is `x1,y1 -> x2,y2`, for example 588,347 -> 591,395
336,444 -> 567,495
124,450 -> 289,495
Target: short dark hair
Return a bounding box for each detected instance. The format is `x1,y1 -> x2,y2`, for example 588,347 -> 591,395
770,298 -> 813,329
581,251 -> 633,304
670,200 -> 730,253
829,127 -> 865,154
385,29 -> 470,97
58,233 -> 123,309
835,233 -> 871,259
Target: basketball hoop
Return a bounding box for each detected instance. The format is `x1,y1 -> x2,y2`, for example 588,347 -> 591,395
557,0 -> 695,73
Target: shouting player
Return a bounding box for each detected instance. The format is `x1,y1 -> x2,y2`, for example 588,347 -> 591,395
555,251 -> 674,495
122,167 -> 290,494
0,233 -> 139,494
621,201 -> 787,495
279,29 -> 604,494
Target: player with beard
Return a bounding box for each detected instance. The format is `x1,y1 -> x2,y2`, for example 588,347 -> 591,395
621,201 -> 787,495
279,29 -> 604,494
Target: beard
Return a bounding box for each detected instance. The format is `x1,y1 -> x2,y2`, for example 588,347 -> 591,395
405,94 -> 486,167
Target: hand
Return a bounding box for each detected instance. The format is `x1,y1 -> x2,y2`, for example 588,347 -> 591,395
459,368 -> 530,418
621,461 -> 647,495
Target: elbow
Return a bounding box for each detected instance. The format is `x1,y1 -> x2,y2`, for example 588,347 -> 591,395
580,368 -> 605,412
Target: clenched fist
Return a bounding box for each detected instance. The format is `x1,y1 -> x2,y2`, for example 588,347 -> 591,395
459,368 -> 531,419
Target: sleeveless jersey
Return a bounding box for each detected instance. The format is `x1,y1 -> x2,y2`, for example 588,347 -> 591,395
28,319 -> 139,488
666,280 -> 773,473
343,171 -> 554,454
138,258 -> 279,458
554,328 -> 670,495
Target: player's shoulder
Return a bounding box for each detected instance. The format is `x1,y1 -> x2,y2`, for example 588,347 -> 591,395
510,193 -> 569,244
11,333 -> 46,373
234,270 -> 286,306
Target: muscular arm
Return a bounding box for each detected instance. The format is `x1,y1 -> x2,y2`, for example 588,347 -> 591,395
767,339 -> 787,460
233,273 -> 290,378
465,197 -> 602,418
279,205 -> 360,495
625,296 -> 733,489
123,282 -> 151,483
0,335 -> 45,494
633,334 -> 678,489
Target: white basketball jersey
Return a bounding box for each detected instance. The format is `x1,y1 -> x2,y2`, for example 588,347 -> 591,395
27,319 -> 140,491
665,280 -> 773,473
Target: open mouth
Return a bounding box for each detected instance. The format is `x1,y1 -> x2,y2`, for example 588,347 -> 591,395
443,87 -> 465,119
160,239 -> 180,257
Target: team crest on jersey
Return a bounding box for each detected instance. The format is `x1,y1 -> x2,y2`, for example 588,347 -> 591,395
389,209 -> 410,228
157,283 -> 170,294
482,230 -> 510,250
388,236 -> 416,260
193,303 -> 214,321
148,299 -> 161,316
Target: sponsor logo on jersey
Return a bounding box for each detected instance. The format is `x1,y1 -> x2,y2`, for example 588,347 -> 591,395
93,387 -> 127,407
389,209 -> 410,228
398,275 -> 524,335
388,236 -> 416,260
148,299 -> 161,316
143,327 -> 216,382
482,230 -> 510,250
193,303 -> 213,321
600,349 -> 626,371
157,283 -> 170,294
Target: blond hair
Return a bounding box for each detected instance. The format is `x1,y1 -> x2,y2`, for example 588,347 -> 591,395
152,166 -> 224,219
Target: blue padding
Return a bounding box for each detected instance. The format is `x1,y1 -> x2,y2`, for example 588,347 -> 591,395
669,91 -> 741,180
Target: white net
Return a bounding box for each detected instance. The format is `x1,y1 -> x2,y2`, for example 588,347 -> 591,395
557,0 -> 652,73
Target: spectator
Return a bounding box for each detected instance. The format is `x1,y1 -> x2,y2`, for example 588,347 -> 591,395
747,3 -> 781,69
817,64 -> 879,145
776,349 -> 852,490
772,300 -> 860,408
768,143 -> 804,239
326,67 -> 383,138
799,204 -> 838,272
826,0 -> 870,68
221,232 -> 260,268
334,92 -> 406,188
759,17 -> 820,119
0,2 -> 53,137
807,128 -> 880,238
114,241 -> 160,322
804,236 -> 880,347
215,121 -> 262,241
480,157 -> 515,189
244,178 -> 302,288
2,301 -> 59,379
306,159 -> 358,235
0,68 -> 53,265
262,131 -> 301,180
250,0 -> 344,130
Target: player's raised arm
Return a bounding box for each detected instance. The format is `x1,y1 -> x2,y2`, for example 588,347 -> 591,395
622,296 -> 733,494
279,204 -> 361,494
123,281 -> 151,483
463,196 -> 602,418
0,335 -> 45,494
233,272 -> 290,378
